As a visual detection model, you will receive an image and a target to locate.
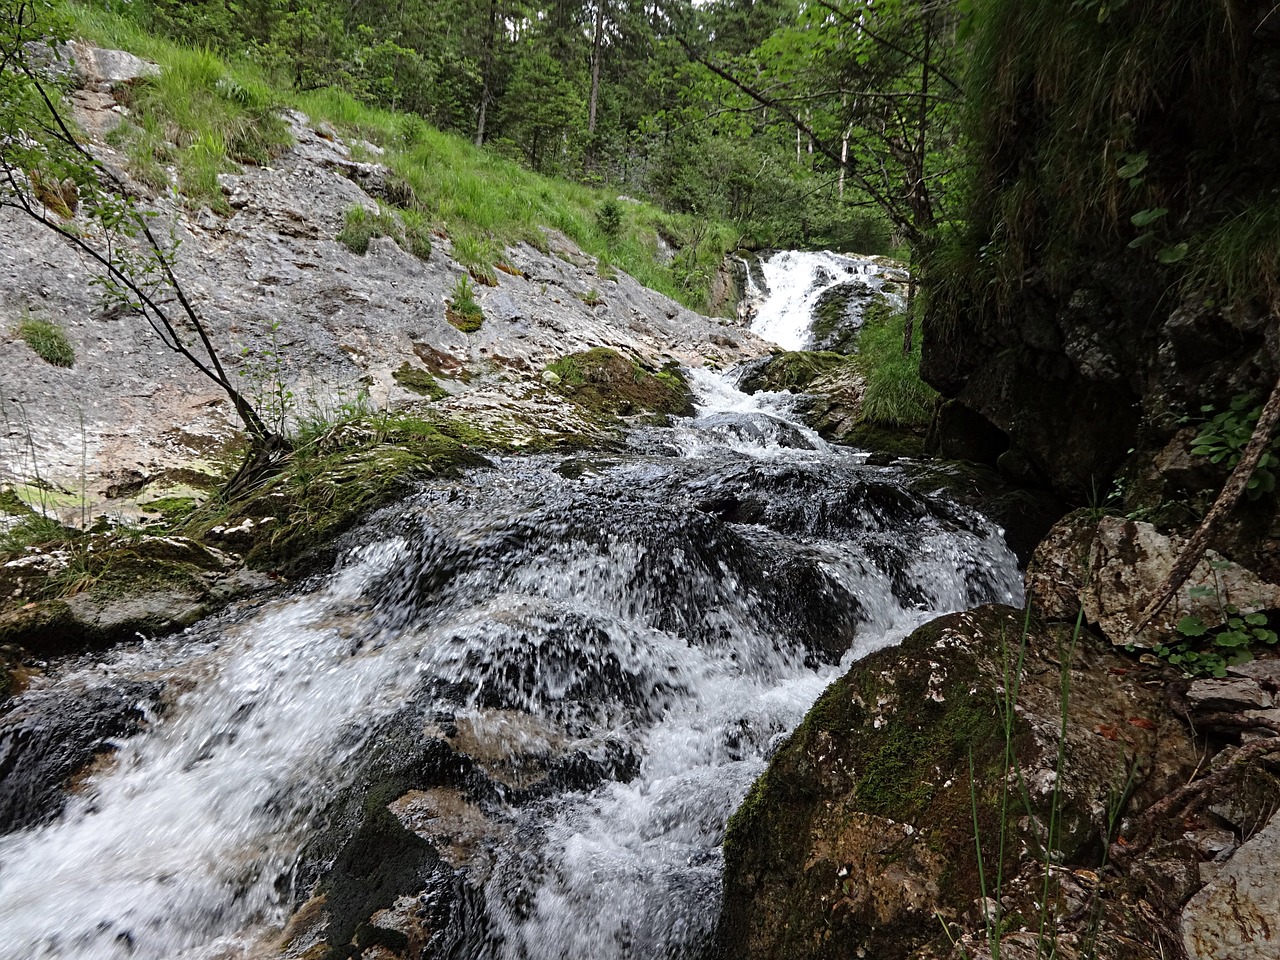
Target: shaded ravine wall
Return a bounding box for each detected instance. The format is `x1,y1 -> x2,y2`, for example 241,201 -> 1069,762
922,0 -> 1280,505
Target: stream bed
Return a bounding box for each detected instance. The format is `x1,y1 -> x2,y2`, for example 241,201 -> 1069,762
0,253 -> 1022,960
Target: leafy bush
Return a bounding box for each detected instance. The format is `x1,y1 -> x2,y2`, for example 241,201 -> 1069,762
1191,394 -> 1280,498
17,317 -> 74,367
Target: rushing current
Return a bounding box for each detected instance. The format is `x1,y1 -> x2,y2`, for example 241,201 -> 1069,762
0,261 -> 1021,960
743,249 -> 906,350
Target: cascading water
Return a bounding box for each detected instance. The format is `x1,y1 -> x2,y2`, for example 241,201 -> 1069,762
744,249 -> 906,351
0,259 -> 1020,960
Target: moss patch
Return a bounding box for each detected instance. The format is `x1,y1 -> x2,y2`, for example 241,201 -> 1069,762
718,606 -> 1038,960
738,351 -> 850,394
392,362 -> 448,400
543,348 -> 693,422
188,412 -> 500,575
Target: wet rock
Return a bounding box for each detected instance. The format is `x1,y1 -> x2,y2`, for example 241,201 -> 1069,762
1082,517 -> 1280,647
714,605 -> 1199,960
0,536 -> 270,654
694,412 -> 820,450
1182,810 -> 1280,959
736,351 -> 848,395
0,679 -> 161,832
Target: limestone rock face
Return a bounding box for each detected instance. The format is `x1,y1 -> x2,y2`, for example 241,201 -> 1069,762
1183,811 -> 1280,960
0,87 -> 768,518
1081,517 -> 1280,648
714,605 -> 1198,960
1025,513 -> 1280,648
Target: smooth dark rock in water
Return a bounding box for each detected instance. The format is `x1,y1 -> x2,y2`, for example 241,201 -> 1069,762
0,679 -> 160,833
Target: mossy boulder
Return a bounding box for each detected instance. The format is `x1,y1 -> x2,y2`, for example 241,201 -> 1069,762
197,415 -> 495,576
543,348 -> 694,421
737,351 -> 849,395
811,280 -> 874,353
0,534 -> 263,655
714,605 -> 1199,960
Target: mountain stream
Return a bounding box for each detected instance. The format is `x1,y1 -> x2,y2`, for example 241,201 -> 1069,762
0,253 -> 1021,959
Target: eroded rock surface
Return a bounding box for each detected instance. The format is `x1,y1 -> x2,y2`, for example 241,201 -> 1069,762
0,62 -> 767,519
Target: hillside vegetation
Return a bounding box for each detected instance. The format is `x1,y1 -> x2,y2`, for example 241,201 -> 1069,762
52,0 -> 743,312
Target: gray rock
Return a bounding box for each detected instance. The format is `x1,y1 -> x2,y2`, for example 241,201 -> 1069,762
1186,678 -> 1275,712
0,84 -> 770,517
1183,810 -> 1280,959
1081,516 -> 1280,647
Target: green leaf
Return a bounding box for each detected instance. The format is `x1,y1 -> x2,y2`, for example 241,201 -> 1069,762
1245,612 -> 1269,626
1117,152 -> 1149,179
1157,242 -> 1189,264
1177,616 -> 1208,637
1130,207 -> 1168,228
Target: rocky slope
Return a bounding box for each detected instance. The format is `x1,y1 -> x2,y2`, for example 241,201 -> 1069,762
0,45 -> 767,523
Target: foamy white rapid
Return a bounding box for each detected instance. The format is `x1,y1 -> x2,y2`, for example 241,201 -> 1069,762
0,263 -> 1018,960
746,249 -> 905,350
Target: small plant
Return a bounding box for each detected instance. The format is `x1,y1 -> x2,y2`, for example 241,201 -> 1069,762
446,274 -> 484,333
1152,564 -> 1280,676
579,287 -> 605,307
17,316 -> 75,367
1191,393 -> 1280,498
236,320 -> 294,434
596,199 -> 623,245
337,204 -> 387,255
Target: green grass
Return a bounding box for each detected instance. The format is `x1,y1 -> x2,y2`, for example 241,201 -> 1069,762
53,0 -> 736,311
853,304 -> 937,428
336,203 -> 430,260
445,274 -> 484,333
16,317 -> 75,367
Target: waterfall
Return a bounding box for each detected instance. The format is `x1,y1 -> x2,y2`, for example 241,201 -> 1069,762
744,250 -> 906,351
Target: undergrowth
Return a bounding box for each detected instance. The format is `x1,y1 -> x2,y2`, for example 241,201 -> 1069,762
854,303 -> 936,428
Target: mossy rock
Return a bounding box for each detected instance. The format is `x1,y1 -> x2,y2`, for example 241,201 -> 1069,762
810,280 -> 874,353
737,351 -> 850,395
544,348 -> 694,421
714,605 -> 1199,960
392,361 -> 449,400
445,306 -> 483,333
196,414 -> 496,576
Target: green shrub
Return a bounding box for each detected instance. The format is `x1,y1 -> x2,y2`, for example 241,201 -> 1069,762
17,317 -> 74,367
596,199 -> 623,244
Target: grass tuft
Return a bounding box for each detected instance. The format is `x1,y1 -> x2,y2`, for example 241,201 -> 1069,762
852,303 -> 936,428
17,317 -> 75,367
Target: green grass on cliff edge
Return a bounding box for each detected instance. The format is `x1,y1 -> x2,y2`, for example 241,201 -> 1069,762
51,1 -> 737,311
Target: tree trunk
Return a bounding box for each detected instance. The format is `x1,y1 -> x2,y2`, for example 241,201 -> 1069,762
474,0 -> 499,146
588,0 -> 606,135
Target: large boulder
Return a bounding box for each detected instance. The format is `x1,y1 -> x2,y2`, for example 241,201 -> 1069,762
1026,514 -> 1280,648
714,605 -> 1199,960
